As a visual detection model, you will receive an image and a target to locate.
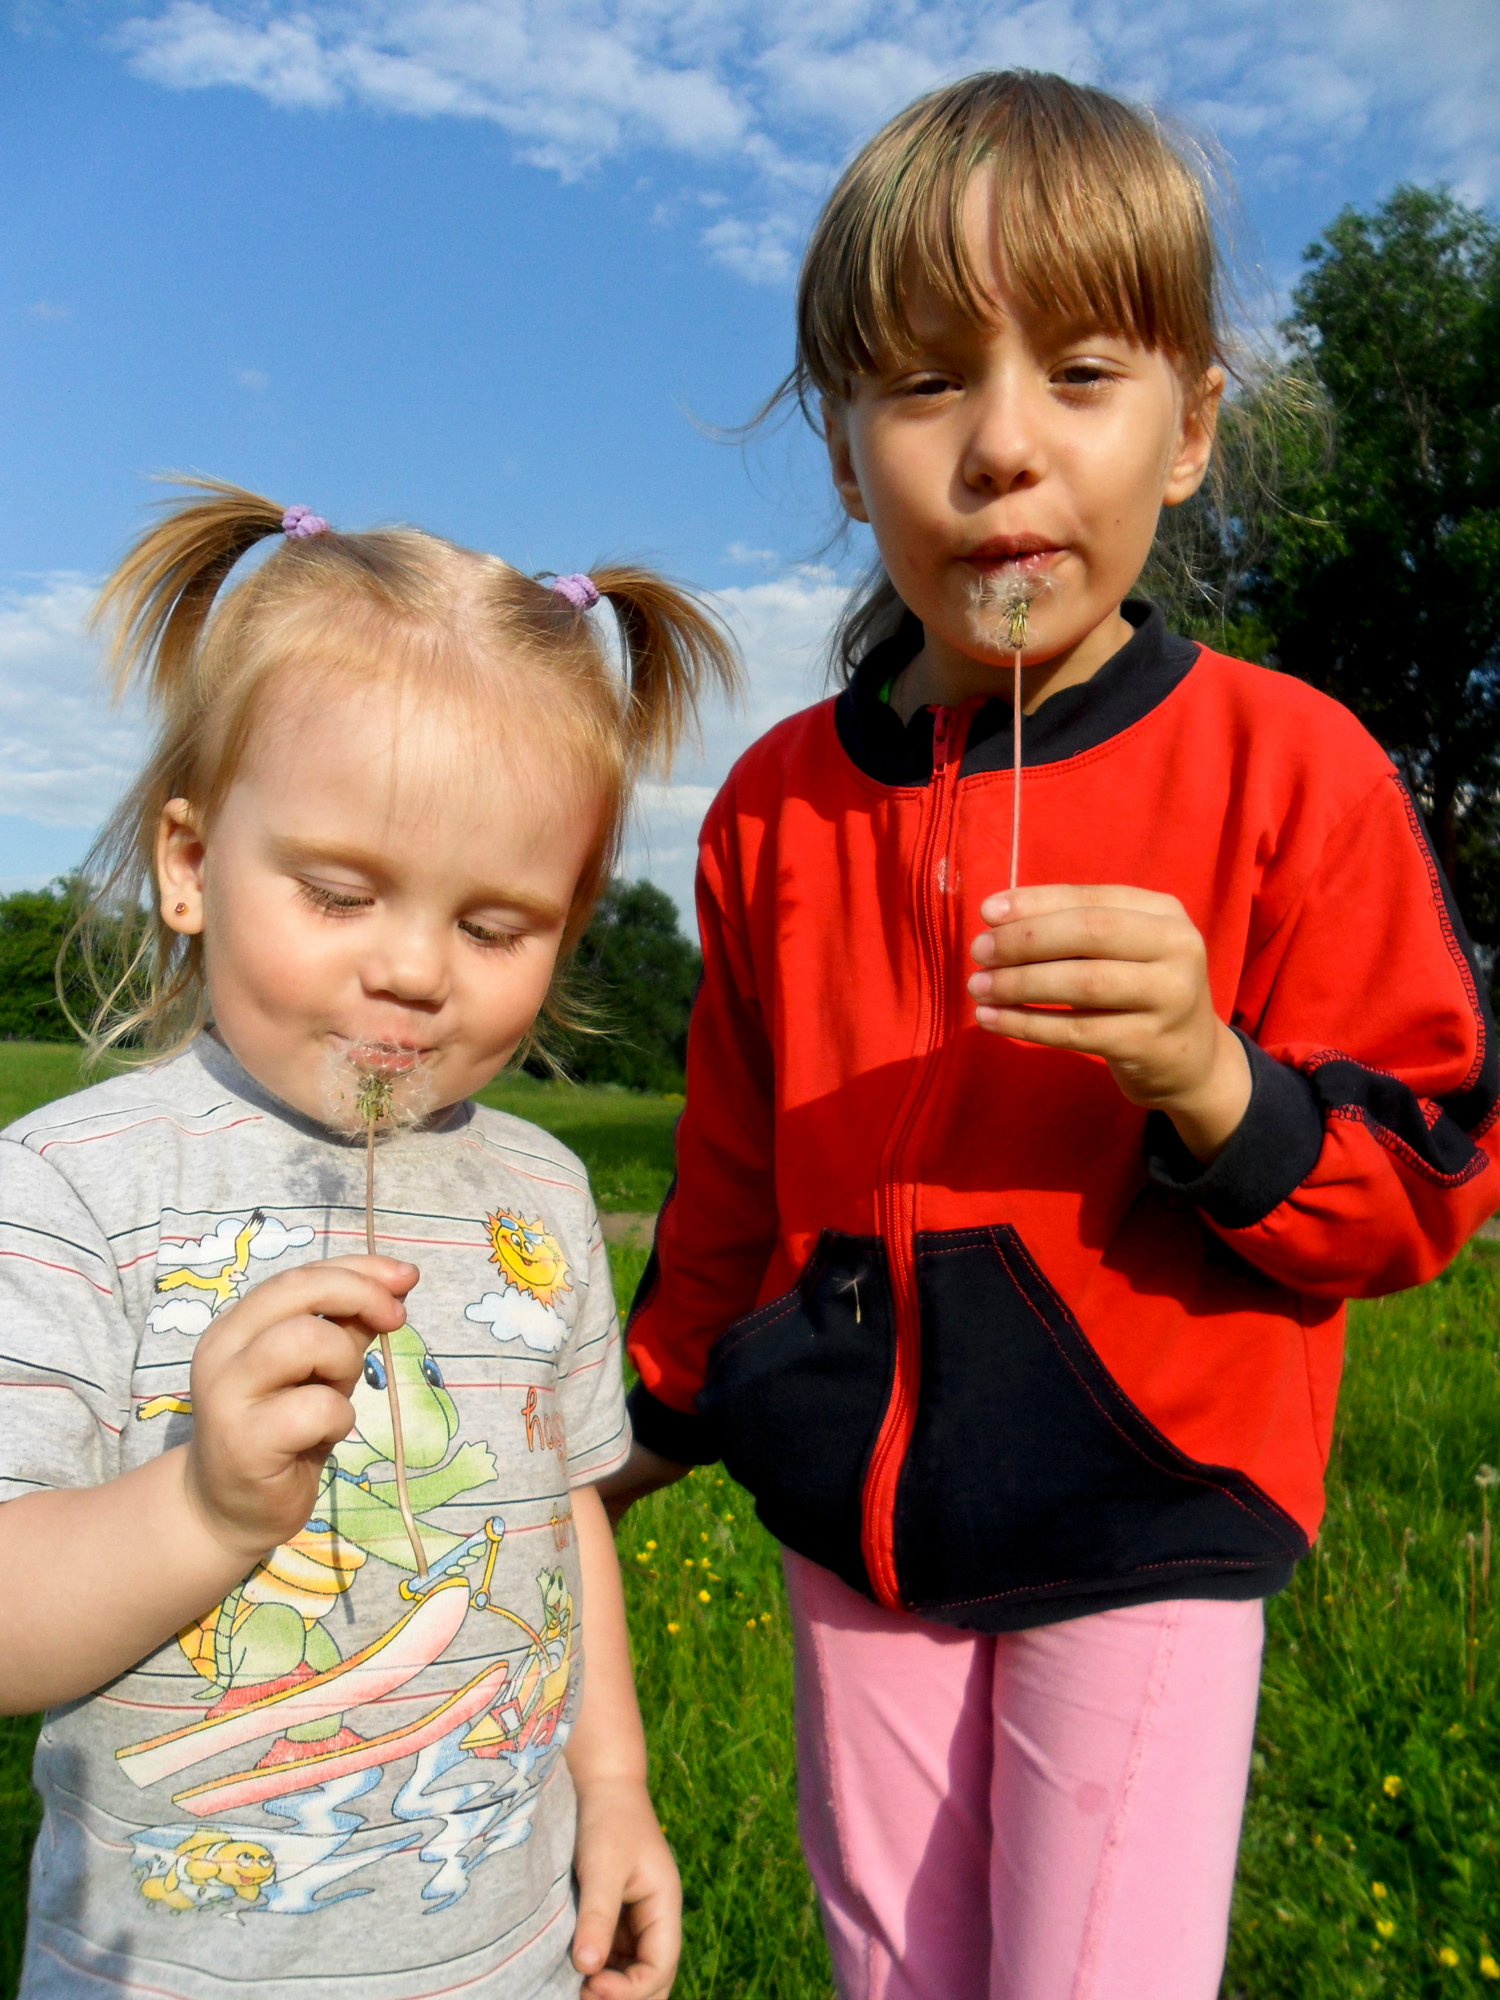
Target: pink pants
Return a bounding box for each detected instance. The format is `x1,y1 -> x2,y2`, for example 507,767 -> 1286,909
784,1552 -> 1264,2000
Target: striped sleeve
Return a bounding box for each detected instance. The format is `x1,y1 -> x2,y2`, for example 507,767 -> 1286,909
557,1207 -> 630,1487
0,1137 -> 135,1500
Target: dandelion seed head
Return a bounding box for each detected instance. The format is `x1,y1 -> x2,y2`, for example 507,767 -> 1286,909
970,566 -> 1050,651
322,1040 -> 439,1136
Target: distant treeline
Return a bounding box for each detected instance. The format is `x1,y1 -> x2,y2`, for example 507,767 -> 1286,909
0,875 -> 699,1093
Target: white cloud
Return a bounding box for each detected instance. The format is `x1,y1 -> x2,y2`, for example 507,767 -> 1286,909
145,1295 -> 215,1337
465,1288 -> 567,1352
235,366 -> 270,390
114,0 -> 1500,279
157,1213 -> 315,1270
0,576 -> 145,828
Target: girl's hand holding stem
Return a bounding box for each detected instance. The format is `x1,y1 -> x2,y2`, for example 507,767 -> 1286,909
184,1254 -> 417,1563
968,884 -> 1252,1163
0,1253 -> 415,1714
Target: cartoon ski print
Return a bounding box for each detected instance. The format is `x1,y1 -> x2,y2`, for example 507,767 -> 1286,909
124,1201 -> 581,1916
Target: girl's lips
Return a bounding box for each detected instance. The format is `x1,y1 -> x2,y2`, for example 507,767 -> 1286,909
962,540 -> 1063,571
338,1038 -> 433,1074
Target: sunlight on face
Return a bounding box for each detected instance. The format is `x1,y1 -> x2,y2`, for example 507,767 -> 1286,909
158,677 -> 600,1126
825,172 -> 1221,701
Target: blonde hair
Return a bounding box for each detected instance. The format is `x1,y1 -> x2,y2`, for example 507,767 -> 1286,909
780,70 -> 1230,678
69,478 -> 740,1064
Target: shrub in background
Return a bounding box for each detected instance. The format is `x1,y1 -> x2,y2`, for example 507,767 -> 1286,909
539,877 -> 699,1092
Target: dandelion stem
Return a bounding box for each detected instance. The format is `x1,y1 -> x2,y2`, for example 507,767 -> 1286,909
1468,1531 -> 1479,1696
1005,593 -> 1029,893
366,1103 -> 427,1579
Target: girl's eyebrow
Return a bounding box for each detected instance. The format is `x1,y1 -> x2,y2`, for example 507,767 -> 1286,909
269,837 -> 568,925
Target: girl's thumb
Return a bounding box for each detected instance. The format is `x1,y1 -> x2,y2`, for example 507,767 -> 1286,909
571,1889 -> 619,1975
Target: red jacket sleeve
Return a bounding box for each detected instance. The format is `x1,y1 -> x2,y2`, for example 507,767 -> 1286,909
625,795 -> 780,1452
1146,771 -> 1500,1295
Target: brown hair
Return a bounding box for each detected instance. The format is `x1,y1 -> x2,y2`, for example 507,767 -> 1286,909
70,478 -> 740,1064
780,70 -> 1230,679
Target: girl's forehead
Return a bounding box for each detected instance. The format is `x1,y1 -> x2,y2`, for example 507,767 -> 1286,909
239,664 -> 603,831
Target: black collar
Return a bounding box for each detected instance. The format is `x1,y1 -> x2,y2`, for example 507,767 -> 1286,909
834,600 -> 1200,787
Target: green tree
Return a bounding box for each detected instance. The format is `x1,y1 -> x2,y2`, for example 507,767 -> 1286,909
0,880 -> 89,1041
544,878 -> 699,1092
1244,187 -> 1500,937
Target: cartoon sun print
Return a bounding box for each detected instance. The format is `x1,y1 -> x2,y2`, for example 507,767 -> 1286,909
486,1211 -> 572,1310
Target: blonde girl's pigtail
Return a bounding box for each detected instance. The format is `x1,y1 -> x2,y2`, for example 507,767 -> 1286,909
89,476 -> 291,706
586,566 -> 743,775
69,479 -> 318,1065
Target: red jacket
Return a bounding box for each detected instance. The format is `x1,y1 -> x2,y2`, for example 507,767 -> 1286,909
627,605 -> 1500,1631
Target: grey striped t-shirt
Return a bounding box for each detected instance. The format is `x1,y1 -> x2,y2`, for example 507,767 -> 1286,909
0,1034 -> 629,2000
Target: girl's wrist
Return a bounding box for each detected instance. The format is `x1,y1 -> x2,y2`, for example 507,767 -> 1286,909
1159,1021 -> 1252,1165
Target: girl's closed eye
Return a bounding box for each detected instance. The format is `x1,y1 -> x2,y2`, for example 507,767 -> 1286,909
458,917 -> 527,952
297,880 -> 373,918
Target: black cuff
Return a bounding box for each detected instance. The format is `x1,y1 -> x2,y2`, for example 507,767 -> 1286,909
627,1382 -> 723,1467
1145,1030 -> 1325,1230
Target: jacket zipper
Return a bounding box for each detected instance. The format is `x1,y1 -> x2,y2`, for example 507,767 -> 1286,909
860,700 -> 978,1609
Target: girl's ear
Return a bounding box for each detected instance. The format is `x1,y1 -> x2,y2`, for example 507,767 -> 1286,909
1162,367 -> 1226,509
822,398 -> 871,524
156,798 -> 206,935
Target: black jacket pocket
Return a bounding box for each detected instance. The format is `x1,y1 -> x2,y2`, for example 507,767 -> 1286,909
697,1232 -> 891,1596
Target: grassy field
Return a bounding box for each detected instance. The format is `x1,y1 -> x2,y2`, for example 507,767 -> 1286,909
2,1042 -> 1499,1994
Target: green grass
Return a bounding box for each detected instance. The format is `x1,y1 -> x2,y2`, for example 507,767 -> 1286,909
3,1041 -> 1500,1994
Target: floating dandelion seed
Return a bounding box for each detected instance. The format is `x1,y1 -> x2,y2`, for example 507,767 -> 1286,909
338,1041 -> 437,1579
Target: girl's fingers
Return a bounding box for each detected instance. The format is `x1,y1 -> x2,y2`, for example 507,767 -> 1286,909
969,956 -> 1170,1013
973,904 -> 1188,969
973,1002 -> 1133,1051
572,1875 -> 626,1980
977,882 -> 1184,928
261,1383 -> 361,1461
206,1259 -> 416,1356
227,1314 -> 375,1402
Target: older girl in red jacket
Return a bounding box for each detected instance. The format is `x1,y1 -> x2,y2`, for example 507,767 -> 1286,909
607,72 -> 1500,2000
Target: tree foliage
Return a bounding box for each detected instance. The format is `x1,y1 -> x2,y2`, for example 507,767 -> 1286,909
0,880 -> 90,1042
543,878 -> 699,1092
1213,187 -> 1500,940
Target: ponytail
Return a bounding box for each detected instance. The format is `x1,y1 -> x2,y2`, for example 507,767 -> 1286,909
89,477 -> 289,707
589,565 -> 741,775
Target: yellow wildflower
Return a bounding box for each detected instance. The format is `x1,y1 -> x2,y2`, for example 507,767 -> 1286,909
1439,1946 -> 1460,1967
1481,1955 -> 1500,1981
1371,1883 -> 1387,1900
746,1617 -> 756,1628
1375,1919 -> 1395,1940
1382,1774 -> 1403,1798
666,1621 -> 680,1635
645,1539 -> 657,1551
635,1551 -> 650,1563
698,1589 -> 711,1603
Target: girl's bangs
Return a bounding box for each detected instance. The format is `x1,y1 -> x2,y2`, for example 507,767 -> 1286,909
803,75 -> 1219,396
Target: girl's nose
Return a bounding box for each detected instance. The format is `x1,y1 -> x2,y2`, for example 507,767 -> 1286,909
960,377 -> 1045,495
362,920 -> 451,1007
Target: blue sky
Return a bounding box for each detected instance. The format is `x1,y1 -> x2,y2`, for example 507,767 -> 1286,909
3,0 -> 1498,921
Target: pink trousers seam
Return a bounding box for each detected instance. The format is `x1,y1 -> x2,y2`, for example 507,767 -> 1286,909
1069,1599 -> 1180,2000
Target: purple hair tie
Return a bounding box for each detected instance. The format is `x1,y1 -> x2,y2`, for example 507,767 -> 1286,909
282,504 -> 330,540
550,572 -> 600,611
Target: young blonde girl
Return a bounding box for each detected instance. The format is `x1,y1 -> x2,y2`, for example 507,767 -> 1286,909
607,72 -> 1500,1999
0,483 -> 736,2000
